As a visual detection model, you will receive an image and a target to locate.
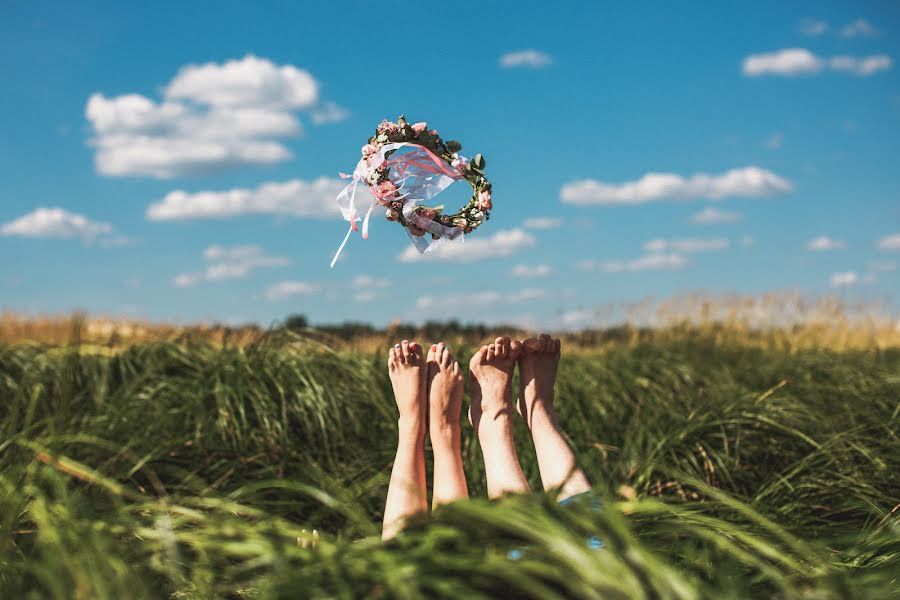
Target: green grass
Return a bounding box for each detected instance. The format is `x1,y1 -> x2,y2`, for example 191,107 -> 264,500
1,331 -> 898,598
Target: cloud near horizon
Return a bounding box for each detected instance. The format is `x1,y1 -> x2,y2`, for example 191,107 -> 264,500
742,48 -> 892,77
174,245 -> 289,287
397,228 -> 535,263
147,177 -> 345,221
561,167 -> 791,205
86,55 -> 347,179
1,207 -> 113,243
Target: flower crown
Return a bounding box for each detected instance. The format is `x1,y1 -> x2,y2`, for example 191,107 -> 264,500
330,115 -> 492,267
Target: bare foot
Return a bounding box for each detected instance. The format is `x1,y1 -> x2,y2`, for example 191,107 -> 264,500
468,336 -> 522,431
388,339 -> 427,427
517,333 -> 561,430
427,342 -> 468,506
427,341 -> 464,434
468,336 -> 529,497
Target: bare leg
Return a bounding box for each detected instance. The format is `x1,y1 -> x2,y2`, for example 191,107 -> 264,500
469,336 -> 530,498
383,340 -> 428,539
427,342 -> 468,508
518,334 -> 591,499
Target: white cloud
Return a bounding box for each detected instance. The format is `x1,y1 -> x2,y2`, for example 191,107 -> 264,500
146,177 -> 344,221
877,233 -> 900,251
743,48 -> 823,76
766,132 -> 784,149
580,253 -> 688,273
416,288 -> 545,312
742,48 -> 891,77
798,18 -> 828,36
522,217 -> 563,229
828,55 -> 892,76
351,275 -> 390,289
310,101 -> 350,125
174,244 -> 289,287
1,207 -> 113,242
499,49 -> 552,68
85,55 -> 341,179
829,271 -> 858,288
397,228 -> 535,263
806,236 -> 846,251
354,290 -> 377,302
869,260 -> 896,272
691,207 -> 742,224
840,18 -> 876,38
263,281 -> 321,301
560,166 -> 792,205
512,264 -> 551,278
643,238 -> 729,253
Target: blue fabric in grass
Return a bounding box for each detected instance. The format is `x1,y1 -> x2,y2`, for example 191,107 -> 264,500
507,492 -> 604,560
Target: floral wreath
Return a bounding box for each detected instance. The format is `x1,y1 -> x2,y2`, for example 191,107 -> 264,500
330,115 -> 492,267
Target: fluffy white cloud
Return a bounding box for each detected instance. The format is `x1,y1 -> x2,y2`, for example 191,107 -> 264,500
579,253 -> 688,273
1,207 -> 113,242
743,48 -> 823,76
798,18 -> 828,36
85,55 -> 341,179
416,288 -> 545,311
807,236 -> 846,251
643,238 -> 729,253
397,228 -> 535,263
742,48 -> 891,77
499,49 -> 552,68
146,177 -> 344,221
522,217 -> 563,229
877,233 -> 900,251
263,281 -> 321,301
352,275 -> 390,289
691,207 -> 742,224
174,245 -> 289,287
512,264 -> 551,278
829,271 -> 858,288
561,167 -> 791,205
840,18 -> 876,38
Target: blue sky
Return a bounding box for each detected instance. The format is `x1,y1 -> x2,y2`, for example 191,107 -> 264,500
1,1 -> 898,328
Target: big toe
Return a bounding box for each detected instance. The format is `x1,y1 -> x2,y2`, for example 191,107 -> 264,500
470,345 -> 488,369
510,339 -> 523,359
523,337 -> 541,353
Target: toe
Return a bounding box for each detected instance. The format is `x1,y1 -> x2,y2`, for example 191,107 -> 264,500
409,342 -> 422,364
523,337 -> 541,353
486,345 -> 496,362
426,343 -> 437,364
388,347 -> 398,371
400,340 -> 410,363
552,338 -> 561,354
510,339 -> 522,359
539,333 -> 552,351
438,343 -> 450,367
470,345 -> 488,368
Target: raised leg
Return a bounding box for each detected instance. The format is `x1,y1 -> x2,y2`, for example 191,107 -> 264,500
427,342 -> 468,508
518,334 -> 591,499
469,336 -> 530,498
383,340 -> 428,539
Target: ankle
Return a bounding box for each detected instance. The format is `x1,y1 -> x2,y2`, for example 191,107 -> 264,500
398,416 -> 426,442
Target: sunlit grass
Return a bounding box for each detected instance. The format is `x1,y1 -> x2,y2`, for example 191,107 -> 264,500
1,326 -> 898,598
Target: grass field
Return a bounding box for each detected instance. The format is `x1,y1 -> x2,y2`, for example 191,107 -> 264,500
1,326 -> 898,598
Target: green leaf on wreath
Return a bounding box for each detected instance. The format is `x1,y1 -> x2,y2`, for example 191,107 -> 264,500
446,140 -> 462,153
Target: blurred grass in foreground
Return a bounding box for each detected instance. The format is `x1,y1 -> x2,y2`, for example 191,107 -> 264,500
1,324 -> 898,598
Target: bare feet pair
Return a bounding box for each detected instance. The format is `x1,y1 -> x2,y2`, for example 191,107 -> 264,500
384,334 -> 590,538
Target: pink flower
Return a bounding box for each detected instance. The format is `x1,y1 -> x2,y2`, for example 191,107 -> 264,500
452,156 -> 468,175
361,144 -> 377,157
408,223 -> 426,237
412,122 -> 427,134
478,190 -> 492,211
429,129 -> 439,137
372,180 -> 399,202
418,207 -> 436,220
377,120 -> 399,134
385,208 -> 399,221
